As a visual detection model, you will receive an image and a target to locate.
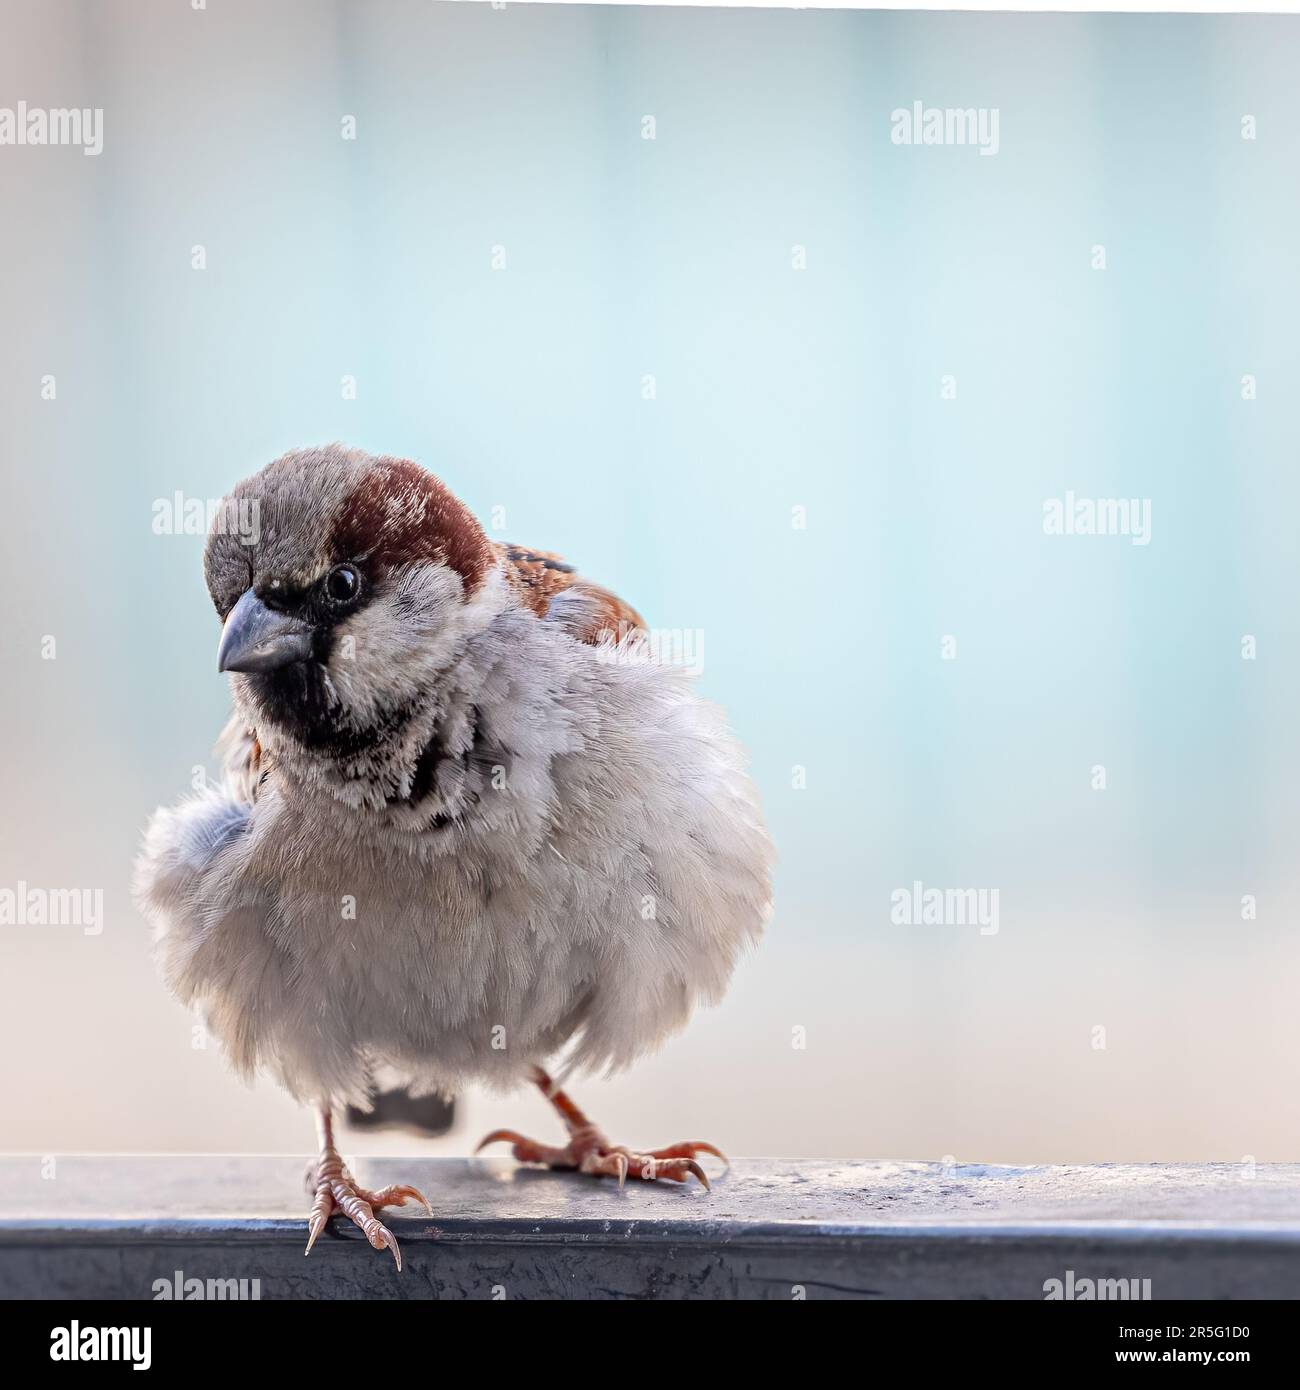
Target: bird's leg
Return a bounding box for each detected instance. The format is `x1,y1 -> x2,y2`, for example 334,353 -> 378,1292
475,1066 -> 727,1190
304,1108 -> 431,1272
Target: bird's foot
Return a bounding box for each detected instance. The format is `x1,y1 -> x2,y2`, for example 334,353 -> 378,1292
475,1067 -> 727,1191
476,1127 -> 723,1188
304,1126 -> 431,1272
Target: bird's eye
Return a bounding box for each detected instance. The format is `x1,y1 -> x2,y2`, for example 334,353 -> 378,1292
324,563 -> 362,606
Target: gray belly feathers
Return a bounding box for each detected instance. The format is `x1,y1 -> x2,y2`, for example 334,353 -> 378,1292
134,614 -> 774,1107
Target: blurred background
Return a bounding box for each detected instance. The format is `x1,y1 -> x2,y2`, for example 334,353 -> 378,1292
1,0 -> 1298,1164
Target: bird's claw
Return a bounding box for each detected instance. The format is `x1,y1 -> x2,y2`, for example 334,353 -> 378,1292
480,1130 -> 721,1191
475,1071 -> 725,1193
304,1143 -> 428,1271
359,1182 -> 433,1216
588,1150 -> 629,1188
688,1142 -> 730,1171
304,1211 -> 328,1257
474,1129 -> 524,1155
372,1223 -> 402,1272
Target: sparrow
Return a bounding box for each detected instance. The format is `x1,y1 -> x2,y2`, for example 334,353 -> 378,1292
133,444 -> 774,1270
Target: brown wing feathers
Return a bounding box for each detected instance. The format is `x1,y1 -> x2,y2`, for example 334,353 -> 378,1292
495,542 -> 646,645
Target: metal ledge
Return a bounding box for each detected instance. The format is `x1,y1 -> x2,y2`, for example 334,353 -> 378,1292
2,1157 -> 1297,1299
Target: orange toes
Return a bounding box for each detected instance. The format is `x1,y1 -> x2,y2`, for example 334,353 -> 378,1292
629,1155 -> 710,1189
477,1077 -> 725,1195
581,1149 -> 631,1187
646,1141 -> 730,1170
359,1182 -> 432,1215
474,1128 -> 527,1155
476,1129 -> 577,1168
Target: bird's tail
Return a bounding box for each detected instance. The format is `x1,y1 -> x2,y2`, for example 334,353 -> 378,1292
345,1086 -> 455,1138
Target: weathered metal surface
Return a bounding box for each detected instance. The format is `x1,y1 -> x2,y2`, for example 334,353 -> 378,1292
2,1158 -> 1297,1299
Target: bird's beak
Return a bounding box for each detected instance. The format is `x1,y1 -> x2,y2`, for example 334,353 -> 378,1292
217,588 -> 315,674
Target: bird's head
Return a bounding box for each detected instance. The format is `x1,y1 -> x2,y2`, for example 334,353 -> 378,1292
204,445 -> 499,753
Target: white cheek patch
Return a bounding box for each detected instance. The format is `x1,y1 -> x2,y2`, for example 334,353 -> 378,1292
325,563 -> 506,724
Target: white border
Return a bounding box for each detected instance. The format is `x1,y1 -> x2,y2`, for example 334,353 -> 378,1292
451,1 -> 1299,15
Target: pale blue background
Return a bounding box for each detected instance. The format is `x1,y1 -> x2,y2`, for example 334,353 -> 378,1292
1,2 -> 1297,1160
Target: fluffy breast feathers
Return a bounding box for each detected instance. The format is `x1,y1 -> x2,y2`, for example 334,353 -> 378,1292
134,451 -> 773,1107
